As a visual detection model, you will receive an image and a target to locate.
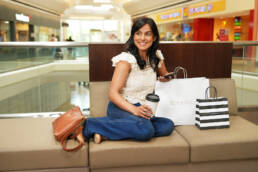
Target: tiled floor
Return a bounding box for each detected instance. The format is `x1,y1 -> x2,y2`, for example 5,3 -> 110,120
239,111 -> 258,125
236,88 -> 258,106
232,59 -> 258,74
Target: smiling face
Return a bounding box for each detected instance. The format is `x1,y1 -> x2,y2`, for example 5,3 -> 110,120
133,24 -> 156,56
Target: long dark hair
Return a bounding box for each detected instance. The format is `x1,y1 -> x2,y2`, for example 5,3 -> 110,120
125,17 -> 160,71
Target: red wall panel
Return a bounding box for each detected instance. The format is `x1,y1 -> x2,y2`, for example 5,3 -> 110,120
249,9 -> 254,41
193,18 -> 214,41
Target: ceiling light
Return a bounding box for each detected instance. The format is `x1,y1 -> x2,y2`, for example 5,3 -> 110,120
93,0 -> 111,3
101,4 -> 114,10
74,5 -> 94,10
74,4 -> 113,11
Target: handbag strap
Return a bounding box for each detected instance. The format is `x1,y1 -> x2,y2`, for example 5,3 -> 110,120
174,66 -> 187,79
61,126 -> 85,152
205,86 -> 217,99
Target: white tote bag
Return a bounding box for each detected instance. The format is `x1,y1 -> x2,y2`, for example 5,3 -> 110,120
155,67 -> 209,125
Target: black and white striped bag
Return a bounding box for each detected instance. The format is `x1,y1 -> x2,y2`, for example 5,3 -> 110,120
195,86 -> 230,130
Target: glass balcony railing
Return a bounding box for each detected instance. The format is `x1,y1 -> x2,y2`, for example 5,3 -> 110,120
0,42 -> 89,73
0,41 -> 257,121
232,41 -> 258,108
0,42 -> 89,118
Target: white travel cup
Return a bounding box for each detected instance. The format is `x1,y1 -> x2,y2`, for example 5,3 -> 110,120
145,93 -> 160,116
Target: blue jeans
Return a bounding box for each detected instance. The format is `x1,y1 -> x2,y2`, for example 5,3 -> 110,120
83,101 -> 174,141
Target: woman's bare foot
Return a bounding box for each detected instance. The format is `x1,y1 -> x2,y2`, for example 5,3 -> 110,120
94,133 -> 107,144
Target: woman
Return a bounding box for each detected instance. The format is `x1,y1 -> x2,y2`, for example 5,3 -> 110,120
83,17 -> 174,143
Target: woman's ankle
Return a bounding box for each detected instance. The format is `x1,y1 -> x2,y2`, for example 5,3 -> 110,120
94,133 -> 107,144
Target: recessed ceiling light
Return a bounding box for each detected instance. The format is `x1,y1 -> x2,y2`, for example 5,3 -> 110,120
93,0 -> 111,3
74,4 -> 113,11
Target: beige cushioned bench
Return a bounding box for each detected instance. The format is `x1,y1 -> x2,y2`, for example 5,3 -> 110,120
0,118 -> 89,172
0,78 -> 258,172
89,131 -> 189,169
176,116 -> 258,162
89,78 -> 258,172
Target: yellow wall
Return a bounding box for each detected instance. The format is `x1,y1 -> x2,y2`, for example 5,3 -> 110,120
146,0 -> 254,24
213,15 -> 250,41
226,0 -> 254,13
16,23 -> 29,31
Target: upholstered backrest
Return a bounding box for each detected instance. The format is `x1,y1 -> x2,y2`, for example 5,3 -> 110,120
209,78 -> 238,115
89,78 -> 238,117
90,81 -> 111,117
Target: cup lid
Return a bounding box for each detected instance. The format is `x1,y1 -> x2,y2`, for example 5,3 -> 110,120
146,93 -> 160,102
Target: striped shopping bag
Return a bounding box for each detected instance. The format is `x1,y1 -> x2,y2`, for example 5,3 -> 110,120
195,86 -> 230,130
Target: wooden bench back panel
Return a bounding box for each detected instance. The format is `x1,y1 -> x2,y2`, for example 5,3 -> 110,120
89,43 -> 232,81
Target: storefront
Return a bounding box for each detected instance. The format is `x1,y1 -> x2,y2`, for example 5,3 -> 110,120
65,19 -> 120,42
34,25 -> 59,41
0,1 -> 60,42
15,13 -> 30,41
148,6 -> 193,41
146,0 -> 254,41
0,20 -> 11,42
213,14 -> 251,41
157,21 -> 191,41
158,20 -> 193,41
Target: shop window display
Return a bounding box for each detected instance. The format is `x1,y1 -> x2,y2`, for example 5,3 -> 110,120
214,15 -> 249,42
234,17 -> 242,41
16,22 -> 29,41
159,22 -> 193,41
0,20 -> 11,42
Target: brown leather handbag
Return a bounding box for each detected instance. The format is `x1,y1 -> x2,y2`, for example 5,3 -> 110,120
52,106 -> 85,152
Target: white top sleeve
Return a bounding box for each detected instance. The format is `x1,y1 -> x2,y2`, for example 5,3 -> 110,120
156,50 -> 164,68
111,52 -> 137,67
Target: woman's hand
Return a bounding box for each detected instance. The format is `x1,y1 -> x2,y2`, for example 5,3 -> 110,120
157,62 -> 173,82
158,72 -> 174,82
132,105 -> 153,119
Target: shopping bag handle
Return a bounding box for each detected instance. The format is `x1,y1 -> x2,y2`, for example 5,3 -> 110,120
174,66 -> 187,79
205,86 -> 217,99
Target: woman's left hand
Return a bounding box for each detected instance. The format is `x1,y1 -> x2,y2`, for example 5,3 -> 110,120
158,72 -> 173,82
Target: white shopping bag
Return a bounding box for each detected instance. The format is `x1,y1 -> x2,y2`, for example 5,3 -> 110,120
155,76 -> 209,126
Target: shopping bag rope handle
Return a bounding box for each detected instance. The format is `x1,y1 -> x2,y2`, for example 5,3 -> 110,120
205,86 -> 217,99
174,66 -> 187,79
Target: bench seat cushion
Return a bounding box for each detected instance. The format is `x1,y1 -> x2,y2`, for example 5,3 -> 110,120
0,117 -> 88,171
176,116 -> 258,162
89,130 -> 189,169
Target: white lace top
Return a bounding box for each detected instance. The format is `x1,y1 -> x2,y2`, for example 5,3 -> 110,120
111,50 -> 164,105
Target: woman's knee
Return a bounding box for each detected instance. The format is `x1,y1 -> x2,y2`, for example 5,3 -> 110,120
165,119 -> 174,135
135,123 -> 155,141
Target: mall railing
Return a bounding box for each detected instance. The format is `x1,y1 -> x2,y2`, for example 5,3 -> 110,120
0,42 -> 89,73
0,42 -> 90,118
232,41 -> 258,109
0,41 -> 257,120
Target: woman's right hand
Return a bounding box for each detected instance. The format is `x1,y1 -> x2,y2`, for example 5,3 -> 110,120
131,105 -> 153,119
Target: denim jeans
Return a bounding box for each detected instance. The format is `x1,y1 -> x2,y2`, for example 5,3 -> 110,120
83,101 -> 174,141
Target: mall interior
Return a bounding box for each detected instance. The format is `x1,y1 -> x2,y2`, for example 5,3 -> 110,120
0,0 -> 258,172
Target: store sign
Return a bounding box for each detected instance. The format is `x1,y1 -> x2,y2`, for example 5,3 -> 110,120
160,12 -> 180,20
15,13 -> 30,22
188,0 -> 225,17
189,4 -> 213,15
182,7 -> 189,19
149,0 -> 225,24
155,9 -> 182,23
